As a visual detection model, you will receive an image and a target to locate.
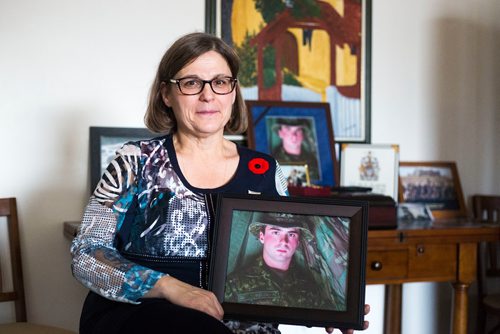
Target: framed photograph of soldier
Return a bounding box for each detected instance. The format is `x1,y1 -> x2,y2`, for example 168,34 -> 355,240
280,162 -> 311,187
246,100 -> 339,187
205,0 -> 373,143
89,126 -> 154,193
398,161 -> 467,219
340,144 -> 400,200
209,193 -> 368,329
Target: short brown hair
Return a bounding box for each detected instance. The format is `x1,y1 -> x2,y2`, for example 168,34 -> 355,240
145,32 -> 247,135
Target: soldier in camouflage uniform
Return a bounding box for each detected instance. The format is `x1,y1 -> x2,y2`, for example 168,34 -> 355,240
271,118 -> 320,181
224,213 -> 335,310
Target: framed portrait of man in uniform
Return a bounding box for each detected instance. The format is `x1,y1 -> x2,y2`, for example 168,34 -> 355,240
246,100 -> 339,187
209,194 -> 368,330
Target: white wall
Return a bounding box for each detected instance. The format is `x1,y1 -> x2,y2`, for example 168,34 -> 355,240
0,0 -> 499,333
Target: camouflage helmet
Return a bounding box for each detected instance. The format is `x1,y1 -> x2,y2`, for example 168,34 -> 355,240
272,117 -> 311,134
248,212 -> 315,243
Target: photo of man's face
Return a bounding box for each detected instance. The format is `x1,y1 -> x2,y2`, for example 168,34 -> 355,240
277,125 -> 305,155
266,116 -> 322,182
259,225 -> 300,269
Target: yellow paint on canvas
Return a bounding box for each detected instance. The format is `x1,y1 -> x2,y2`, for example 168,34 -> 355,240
289,28 -> 330,100
336,43 -> 357,86
321,0 -> 344,17
231,0 -> 264,46
230,0 -> 356,96
231,0 -> 344,46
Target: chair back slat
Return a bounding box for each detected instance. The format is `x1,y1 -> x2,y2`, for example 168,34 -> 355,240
0,197 -> 27,322
0,292 -> 18,301
473,195 -> 500,298
473,195 -> 500,223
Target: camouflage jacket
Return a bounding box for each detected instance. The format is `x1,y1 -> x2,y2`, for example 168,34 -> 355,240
225,256 -> 333,310
271,146 -> 320,180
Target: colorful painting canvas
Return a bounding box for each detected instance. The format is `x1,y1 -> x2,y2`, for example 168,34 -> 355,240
214,0 -> 371,142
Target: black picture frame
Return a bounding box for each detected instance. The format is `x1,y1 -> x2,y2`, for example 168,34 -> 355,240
89,126 -> 154,192
209,193 -> 368,330
205,0 -> 372,143
246,100 -> 339,187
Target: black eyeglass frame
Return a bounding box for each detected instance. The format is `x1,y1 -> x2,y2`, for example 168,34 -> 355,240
169,76 -> 238,95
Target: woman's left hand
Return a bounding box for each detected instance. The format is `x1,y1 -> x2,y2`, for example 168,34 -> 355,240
325,304 -> 370,333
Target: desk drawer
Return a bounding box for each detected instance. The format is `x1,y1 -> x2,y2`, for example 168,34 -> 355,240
409,244 -> 456,279
366,250 -> 408,280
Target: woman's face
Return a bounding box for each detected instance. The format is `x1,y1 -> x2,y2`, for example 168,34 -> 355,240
162,51 -> 236,137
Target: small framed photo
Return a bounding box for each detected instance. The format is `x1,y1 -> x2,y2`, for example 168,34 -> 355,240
246,100 -> 339,187
280,163 -> 311,187
209,194 -> 368,329
397,203 -> 434,222
89,127 -> 154,192
340,144 -> 400,200
398,161 -> 467,219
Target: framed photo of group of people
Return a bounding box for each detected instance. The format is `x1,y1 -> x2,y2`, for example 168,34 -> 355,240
209,193 -> 368,329
398,161 -> 467,219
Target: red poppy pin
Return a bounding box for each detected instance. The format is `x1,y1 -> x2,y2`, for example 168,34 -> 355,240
248,158 -> 269,175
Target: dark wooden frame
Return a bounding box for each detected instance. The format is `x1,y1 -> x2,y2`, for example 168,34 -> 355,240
89,126 -> 154,192
209,193 -> 368,329
398,161 -> 467,219
246,100 -> 339,187
205,0 -> 372,143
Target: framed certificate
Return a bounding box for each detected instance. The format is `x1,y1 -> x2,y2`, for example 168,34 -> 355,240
340,144 -> 400,200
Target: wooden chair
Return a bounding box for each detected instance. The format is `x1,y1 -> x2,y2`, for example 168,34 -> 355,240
473,195 -> 500,334
0,197 -> 76,333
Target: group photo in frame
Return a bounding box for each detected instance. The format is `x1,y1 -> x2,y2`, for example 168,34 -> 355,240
246,100 -> 339,187
209,194 -> 368,329
205,0 -> 372,143
89,126 -> 155,192
398,161 -> 467,219
340,143 -> 400,200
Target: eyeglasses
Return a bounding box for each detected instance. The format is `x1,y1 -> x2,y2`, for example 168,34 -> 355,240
169,76 -> 237,95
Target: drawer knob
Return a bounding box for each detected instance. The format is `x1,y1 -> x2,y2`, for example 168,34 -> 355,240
371,261 -> 383,271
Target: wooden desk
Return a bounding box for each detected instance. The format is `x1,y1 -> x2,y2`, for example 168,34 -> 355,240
64,220 -> 500,334
366,220 -> 500,334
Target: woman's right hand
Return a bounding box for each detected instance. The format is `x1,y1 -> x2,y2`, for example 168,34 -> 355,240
145,275 -> 224,320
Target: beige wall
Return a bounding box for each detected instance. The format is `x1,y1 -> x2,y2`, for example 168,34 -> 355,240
0,0 -> 499,333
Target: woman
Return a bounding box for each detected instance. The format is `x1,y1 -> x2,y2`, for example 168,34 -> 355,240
71,32 -> 367,334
